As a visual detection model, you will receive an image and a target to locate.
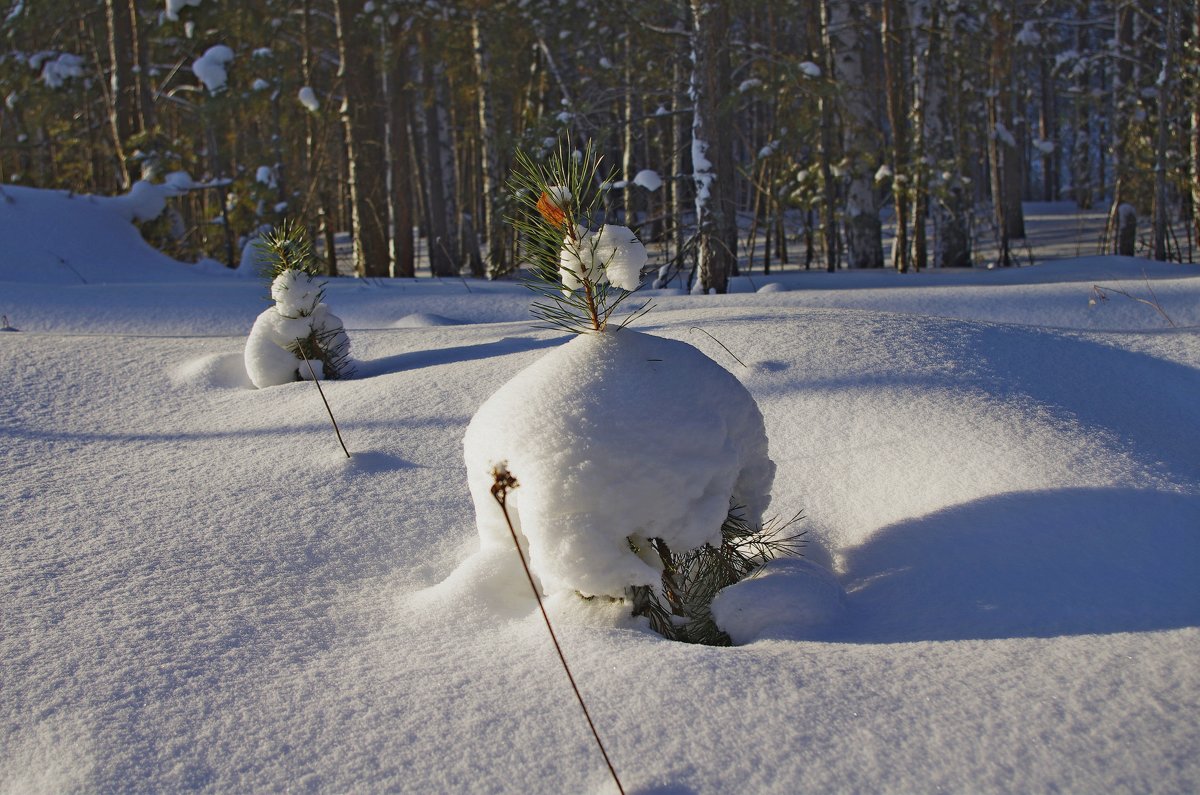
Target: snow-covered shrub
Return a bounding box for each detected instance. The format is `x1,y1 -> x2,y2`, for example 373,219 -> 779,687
464,327 -> 786,644
461,143 -> 795,645
244,222 -> 351,388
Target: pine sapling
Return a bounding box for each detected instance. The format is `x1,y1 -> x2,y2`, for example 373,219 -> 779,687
507,141 -> 651,334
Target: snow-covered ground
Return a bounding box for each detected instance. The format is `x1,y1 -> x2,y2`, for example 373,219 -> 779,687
2,186 -> 1199,793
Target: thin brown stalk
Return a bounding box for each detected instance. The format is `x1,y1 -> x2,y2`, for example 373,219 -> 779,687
489,465 -> 625,795
296,343 -> 351,458
690,326 -> 747,368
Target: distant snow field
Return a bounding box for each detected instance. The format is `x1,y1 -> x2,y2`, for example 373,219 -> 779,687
2,185 -> 1198,793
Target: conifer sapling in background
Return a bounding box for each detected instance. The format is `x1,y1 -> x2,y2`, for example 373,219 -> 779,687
244,220 -> 352,388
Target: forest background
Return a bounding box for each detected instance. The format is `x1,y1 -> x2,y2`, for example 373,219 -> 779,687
1,0 -> 1196,291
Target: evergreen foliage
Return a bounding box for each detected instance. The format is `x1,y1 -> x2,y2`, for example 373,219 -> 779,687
629,508 -> 806,646
507,141 -> 651,334
259,217 -> 325,280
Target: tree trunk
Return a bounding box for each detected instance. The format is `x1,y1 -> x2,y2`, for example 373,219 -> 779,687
688,0 -> 737,293
104,0 -> 137,188
882,0 -> 909,272
334,0 -> 390,278
1151,0 -> 1176,261
818,0 -> 841,271
389,29 -> 415,278
418,26 -> 455,277
828,0 -> 883,268
1193,0 -> 1200,253
987,2 -> 1025,266
1071,0 -> 1093,210
472,11 -> 508,278
1106,1 -> 1136,253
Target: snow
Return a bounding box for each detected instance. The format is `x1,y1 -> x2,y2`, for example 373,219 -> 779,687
38,53 -> 84,88
165,0 -> 204,21
192,45 -> 234,93
255,165 -> 277,188
462,328 -> 775,599
994,121 -> 1017,148
0,183 -> 206,283
632,169 -> 662,192
2,186 -> 1200,792
559,224 -> 647,292
1016,20 -> 1041,47
298,86 -> 320,112
798,60 -> 822,78
245,270 -> 350,388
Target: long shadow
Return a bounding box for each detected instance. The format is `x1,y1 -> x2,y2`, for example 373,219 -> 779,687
964,324 -> 1200,481
789,320 -> 1200,483
356,335 -> 561,378
828,487 -> 1200,643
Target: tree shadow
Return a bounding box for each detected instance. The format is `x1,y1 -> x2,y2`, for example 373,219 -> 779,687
356,335 -> 561,378
829,487 -> 1200,643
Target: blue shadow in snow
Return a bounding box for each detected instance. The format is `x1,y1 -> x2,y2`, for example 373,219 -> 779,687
356,335 -> 561,378
827,487 -> 1200,643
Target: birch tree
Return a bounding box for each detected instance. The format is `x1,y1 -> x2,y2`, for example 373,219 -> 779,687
826,0 -> 883,268
688,0 -> 737,293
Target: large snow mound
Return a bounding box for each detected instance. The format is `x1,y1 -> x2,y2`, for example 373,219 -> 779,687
462,328 -> 775,598
0,184 -> 203,283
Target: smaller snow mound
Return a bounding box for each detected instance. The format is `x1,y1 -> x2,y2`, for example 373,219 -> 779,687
0,184 -> 205,283
710,558 -> 846,643
392,313 -> 464,328
171,352 -> 253,390
757,282 -> 788,294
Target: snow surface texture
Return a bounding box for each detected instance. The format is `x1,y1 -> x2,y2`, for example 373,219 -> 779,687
2,187 -> 1199,793
462,328 -> 774,599
244,271 -> 350,388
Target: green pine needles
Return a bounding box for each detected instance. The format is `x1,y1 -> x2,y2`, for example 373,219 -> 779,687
628,509 -> 807,646
259,219 -> 353,382
258,217 -> 325,280
507,141 -> 651,334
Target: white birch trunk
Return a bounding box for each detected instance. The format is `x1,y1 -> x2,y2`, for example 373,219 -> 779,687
828,0 -> 883,268
472,12 -> 507,277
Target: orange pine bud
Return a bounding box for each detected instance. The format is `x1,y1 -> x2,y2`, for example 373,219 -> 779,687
536,191 -> 568,230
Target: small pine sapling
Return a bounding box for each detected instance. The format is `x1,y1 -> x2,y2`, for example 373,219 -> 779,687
486,143 -> 799,648
507,141 -> 651,334
244,220 -> 353,388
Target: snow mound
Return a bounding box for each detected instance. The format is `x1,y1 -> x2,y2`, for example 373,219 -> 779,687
462,328 -> 775,599
0,184 -> 202,283
711,558 -> 846,643
171,352 -> 253,390
392,312 -> 463,328
757,282 -> 788,293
